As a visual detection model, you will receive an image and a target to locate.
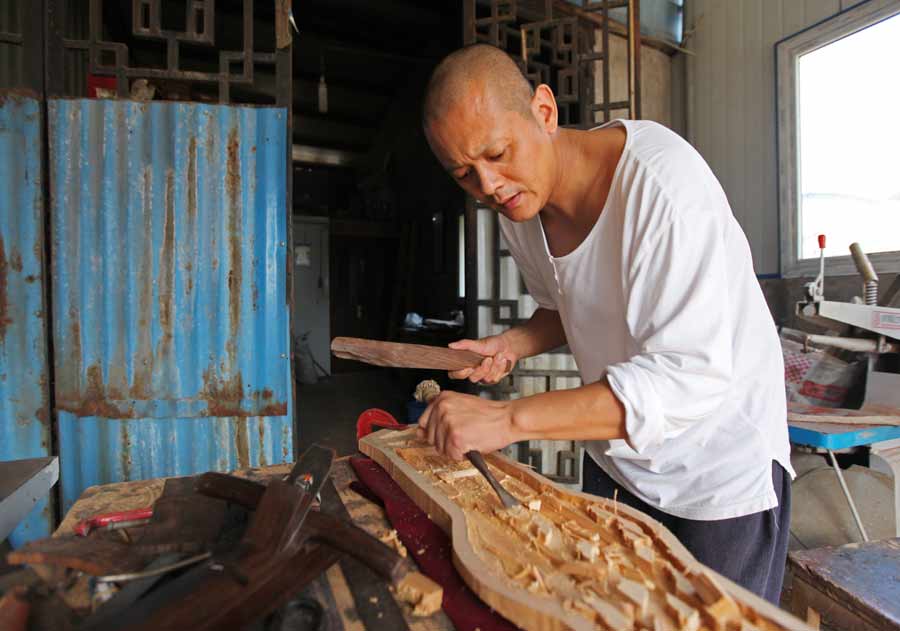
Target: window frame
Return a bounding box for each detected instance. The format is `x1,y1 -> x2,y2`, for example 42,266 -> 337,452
776,0 -> 900,278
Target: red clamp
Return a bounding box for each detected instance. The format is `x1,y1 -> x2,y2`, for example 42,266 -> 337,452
73,507 -> 153,536
356,408 -> 406,440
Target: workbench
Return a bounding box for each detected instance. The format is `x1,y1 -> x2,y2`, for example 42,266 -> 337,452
788,538 -> 900,631
47,457 -> 455,631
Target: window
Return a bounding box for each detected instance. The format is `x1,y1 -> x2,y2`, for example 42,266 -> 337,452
777,2 -> 900,277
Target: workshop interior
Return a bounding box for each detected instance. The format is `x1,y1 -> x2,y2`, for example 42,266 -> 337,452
1,1 -> 899,630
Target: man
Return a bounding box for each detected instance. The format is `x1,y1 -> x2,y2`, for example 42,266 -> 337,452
416,44 -> 794,603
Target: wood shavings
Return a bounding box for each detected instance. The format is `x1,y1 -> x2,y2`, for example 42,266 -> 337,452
378,529 -> 407,558
396,572 -> 443,617
526,498 -> 542,511
437,467 -> 481,482
583,592 -> 633,630
575,540 -> 600,563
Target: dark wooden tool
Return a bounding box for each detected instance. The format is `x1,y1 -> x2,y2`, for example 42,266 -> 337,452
88,446 -> 440,631
331,337 -> 484,371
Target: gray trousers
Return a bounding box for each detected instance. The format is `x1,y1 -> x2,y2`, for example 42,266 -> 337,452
582,455 -> 791,604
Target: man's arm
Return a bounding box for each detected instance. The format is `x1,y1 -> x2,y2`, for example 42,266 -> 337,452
448,307 -> 566,383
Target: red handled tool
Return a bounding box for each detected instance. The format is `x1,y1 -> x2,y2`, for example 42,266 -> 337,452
356,408 -> 406,440
73,507 -> 153,536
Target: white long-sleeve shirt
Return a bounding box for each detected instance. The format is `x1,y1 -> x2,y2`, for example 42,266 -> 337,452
499,119 -> 794,521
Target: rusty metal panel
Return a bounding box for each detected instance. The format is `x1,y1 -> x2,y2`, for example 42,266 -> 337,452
0,91 -> 54,545
48,98 -> 292,510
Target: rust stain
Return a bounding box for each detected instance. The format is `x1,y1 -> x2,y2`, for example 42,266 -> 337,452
24,275 -> 37,283
200,365 -> 287,418
200,365 -> 245,417
133,168 -> 154,399
258,422 -> 268,467
121,429 -> 132,479
185,137 -> 197,296
0,235 -> 10,341
9,249 -> 22,272
226,126 -> 242,362
0,88 -> 40,107
234,420 -> 250,469
68,310 -> 82,382
57,363 -> 137,418
156,168 -> 175,364
257,403 -> 288,416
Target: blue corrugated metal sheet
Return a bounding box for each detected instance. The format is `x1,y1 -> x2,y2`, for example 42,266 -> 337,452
48,98 -> 293,511
0,91 -> 54,545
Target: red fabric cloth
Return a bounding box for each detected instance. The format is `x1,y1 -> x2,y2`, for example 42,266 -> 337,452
349,456 -> 519,631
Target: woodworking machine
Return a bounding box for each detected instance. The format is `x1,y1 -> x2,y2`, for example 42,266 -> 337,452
796,237 -> 900,411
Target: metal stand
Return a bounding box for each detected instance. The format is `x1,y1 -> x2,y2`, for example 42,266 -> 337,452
826,450 -> 869,542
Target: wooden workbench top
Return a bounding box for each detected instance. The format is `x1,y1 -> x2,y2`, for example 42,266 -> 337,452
789,538 -> 900,631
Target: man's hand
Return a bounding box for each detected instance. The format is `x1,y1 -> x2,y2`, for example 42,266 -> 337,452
448,335 -> 518,384
416,391 -> 516,461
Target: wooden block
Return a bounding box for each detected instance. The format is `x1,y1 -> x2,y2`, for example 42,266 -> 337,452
397,572 -> 443,617
704,595 -> 741,631
665,593 -> 700,631
615,577 -> 650,617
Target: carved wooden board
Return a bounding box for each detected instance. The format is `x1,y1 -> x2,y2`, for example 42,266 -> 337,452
360,429 -> 811,631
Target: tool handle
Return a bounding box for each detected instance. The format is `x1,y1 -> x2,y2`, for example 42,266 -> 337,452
331,337 -> 484,371
849,242 -> 878,283
73,507 -> 154,536
304,511 -> 406,583
195,472 -> 266,509
0,587 -> 30,631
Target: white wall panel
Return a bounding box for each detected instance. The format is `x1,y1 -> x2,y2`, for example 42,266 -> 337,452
683,0 -> 846,275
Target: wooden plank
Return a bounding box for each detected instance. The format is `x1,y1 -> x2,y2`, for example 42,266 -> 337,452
331,337 -> 483,371
360,428 -> 814,631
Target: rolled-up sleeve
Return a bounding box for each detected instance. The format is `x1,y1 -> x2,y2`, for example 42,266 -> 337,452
606,207 -> 733,456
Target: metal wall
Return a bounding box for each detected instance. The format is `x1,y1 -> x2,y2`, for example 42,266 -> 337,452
48,98 -> 292,511
0,92 -> 53,544
683,0 -> 851,276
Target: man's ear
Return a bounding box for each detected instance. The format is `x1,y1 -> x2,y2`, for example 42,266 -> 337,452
530,84 -> 558,134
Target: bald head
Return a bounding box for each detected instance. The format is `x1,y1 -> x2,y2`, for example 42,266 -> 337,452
422,44 -> 535,128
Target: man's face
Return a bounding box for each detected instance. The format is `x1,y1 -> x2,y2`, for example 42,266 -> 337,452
425,84 -> 556,222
